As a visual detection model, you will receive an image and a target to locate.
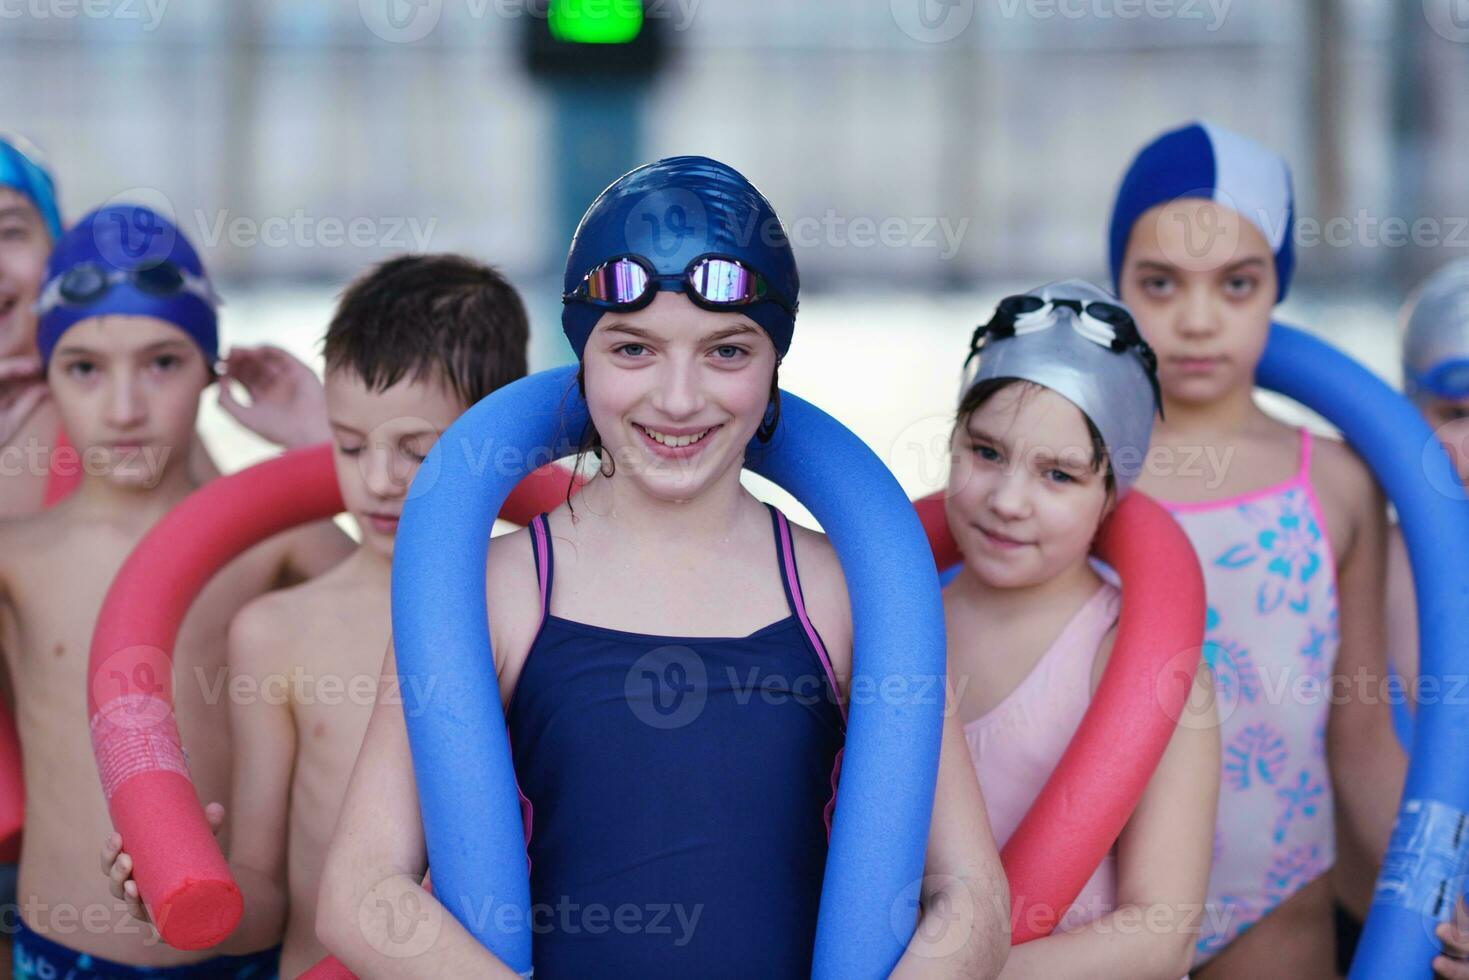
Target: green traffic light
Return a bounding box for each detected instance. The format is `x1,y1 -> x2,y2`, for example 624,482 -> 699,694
548,0 -> 644,44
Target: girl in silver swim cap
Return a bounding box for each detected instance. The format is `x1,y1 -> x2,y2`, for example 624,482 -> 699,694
1379,260 -> 1469,831
1401,258 -> 1469,463
943,280 -> 1213,980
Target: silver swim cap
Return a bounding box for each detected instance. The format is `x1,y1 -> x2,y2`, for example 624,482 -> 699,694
1402,259 -> 1469,403
960,279 -> 1161,496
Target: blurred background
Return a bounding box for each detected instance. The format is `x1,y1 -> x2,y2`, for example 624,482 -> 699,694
5,0 -> 1465,512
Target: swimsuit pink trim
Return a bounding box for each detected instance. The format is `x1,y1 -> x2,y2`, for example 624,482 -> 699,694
532,516 -> 550,626
503,726 -> 536,875
823,747 -> 844,836
773,508 -> 846,839
775,511 -> 845,725
1158,429 -> 1310,512
1157,429 -> 1341,600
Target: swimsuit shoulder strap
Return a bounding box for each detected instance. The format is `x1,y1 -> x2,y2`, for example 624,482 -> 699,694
528,512 -> 554,627
766,503 -> 844,723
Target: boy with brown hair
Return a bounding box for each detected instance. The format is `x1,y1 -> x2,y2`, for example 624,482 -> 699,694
105,253 -> 533,976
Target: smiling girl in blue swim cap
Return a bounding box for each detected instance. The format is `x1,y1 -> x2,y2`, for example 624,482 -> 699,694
317,156 -> 1011,979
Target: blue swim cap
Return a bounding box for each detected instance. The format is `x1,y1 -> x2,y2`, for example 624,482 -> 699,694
1109,121 -> 1295,302
38,204 -> 218,366
562,156 -> 799,360
0,134 -> 62,240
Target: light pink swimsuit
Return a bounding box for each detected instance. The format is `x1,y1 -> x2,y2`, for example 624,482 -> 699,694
1161,428 -> 1338,965
963,582 -> 1122,932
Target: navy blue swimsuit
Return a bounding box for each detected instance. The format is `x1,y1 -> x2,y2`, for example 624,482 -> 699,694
506,505 -> 846,979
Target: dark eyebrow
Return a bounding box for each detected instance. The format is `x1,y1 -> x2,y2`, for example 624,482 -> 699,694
701,323 -> 760,343
0,206 -> 34,223
1133,260 -> 1178,274
602,324 -> 661,341
328,420 -> 364,438
55,338 -> 194,359
964,425 -> 1005,450
1135,255 -> 1270,276
1221,257 -> 1268,274
1030,449 -> 1091,473
139,339 -> 193,354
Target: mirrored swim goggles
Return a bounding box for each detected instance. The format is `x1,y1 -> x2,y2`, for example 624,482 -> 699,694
34,260 -> 221,318
962,293 -> 1164,410
563,253 -> 796,317
1407,358 -> 1469,401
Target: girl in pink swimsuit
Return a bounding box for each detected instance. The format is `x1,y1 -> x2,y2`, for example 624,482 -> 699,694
945,280 -> 1218,979
1110,123 -> 1395,979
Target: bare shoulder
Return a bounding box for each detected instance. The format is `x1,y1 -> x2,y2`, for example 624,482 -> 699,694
269,517 -> 355,574
486,524 -> 538,603
0,509 -> 63,587
785,518 -> 849,595
1310,429 -> 1379,503
0,507 -> 59,550
1308,429 -> 1385,558
227,583 -> 314,675
1385,521 -> 1414,603
485,525 -> 543,677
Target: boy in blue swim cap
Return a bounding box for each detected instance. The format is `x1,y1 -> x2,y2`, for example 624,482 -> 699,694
0,203 -> 354,979
0,140 -> 323,518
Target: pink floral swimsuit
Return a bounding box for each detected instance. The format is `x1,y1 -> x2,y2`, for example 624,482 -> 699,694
1161,427 -> 1339,966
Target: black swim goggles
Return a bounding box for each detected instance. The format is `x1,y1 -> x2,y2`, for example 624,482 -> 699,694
963,294 -> 1164,410
34,260 -> 220,317
563,254 -> 796,317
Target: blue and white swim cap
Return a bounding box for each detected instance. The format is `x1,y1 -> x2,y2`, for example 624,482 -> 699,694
1109,121 -> 1295,301
0,134 -> 62,241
